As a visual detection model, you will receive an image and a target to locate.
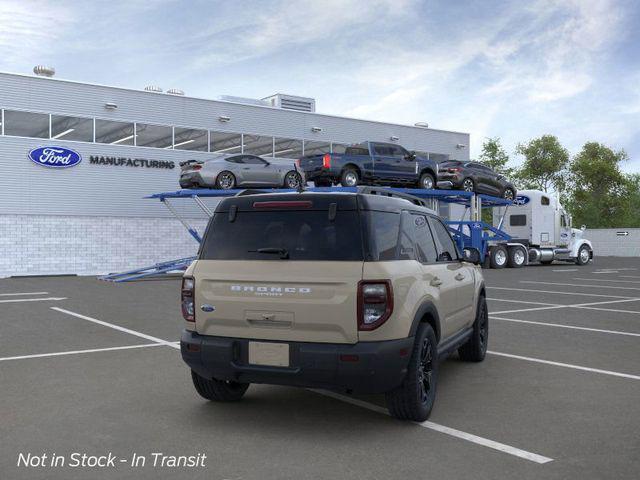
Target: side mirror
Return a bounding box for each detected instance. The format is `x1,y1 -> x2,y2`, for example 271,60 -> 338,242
405,151 -> 416,161
462,248 -> 481,265
581,225 -> 586,231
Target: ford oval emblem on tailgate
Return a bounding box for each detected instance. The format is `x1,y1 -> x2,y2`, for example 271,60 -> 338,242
28,146 -> 82,168
200,304 -> 215,312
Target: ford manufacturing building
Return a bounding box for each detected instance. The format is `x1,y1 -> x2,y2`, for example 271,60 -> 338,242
0,69 -> 470,278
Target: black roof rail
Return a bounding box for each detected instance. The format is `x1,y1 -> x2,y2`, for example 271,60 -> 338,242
356,186 -> 428,207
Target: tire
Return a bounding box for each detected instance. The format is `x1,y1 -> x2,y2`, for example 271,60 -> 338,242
507,246 -> 526,268
576,245 -> 591,265
386,323 -> 438,422
418,172 -> 435,190
215,171 -> 236,190
502,187 -> 515,201
458,295 -> 488,362
191,370 -> 249,402
283,170 -> 303,189
340,167 -> 359,187
462,178 -> 475,192
489,245 -> 508,269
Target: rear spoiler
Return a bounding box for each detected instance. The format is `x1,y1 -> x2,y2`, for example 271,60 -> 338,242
179,159 -> 203,167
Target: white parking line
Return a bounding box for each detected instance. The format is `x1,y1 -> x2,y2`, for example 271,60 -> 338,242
621,275 -> 640,279
488,351 -> 640,381
490,305 -> 567,315
310,389 -> 553,464
573,278 -> 640,284
521,281 -> 640,291
552,269 -> 578,272
488,286 -> 637,299
490,316 -> 640,337
0,343 -> 163,362
51,307 -> 179,349
0,292 -> 49,296
487,298 -> 560,307
0,297 -> 67,304
490,298 -> 640,315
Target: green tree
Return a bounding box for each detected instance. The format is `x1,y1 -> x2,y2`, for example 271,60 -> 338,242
478,137 -> 514,177
566,142 -> 633,228
515,135 -> 569,192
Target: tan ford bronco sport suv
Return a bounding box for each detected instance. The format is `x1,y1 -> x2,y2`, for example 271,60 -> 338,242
180,188 -> 488,421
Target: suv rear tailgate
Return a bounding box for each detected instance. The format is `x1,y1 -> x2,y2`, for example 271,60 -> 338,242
193,260 -> 362,343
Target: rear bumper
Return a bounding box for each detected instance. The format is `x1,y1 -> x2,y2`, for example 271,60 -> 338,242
302,167 -> 338,182
181,330 -> 413,394
179,172 -> 207,188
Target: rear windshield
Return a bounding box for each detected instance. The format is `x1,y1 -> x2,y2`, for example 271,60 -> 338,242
200,210 -> 364,261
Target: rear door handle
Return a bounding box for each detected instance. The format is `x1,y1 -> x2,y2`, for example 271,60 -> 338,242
455,273 -> 465,281
430,277 -> 443,287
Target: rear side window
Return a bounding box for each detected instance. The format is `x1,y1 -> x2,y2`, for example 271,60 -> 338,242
428,218 -> 459,262
510,214 -> 527,226
410,214 -> 438,263
200,210 -> 363,261
345,147 -> 369,156
541,196 -> 550,206
366,211 -> 401,261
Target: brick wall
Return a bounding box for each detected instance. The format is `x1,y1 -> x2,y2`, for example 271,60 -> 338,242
583,228 -> 640,257
0,215 -> 208,278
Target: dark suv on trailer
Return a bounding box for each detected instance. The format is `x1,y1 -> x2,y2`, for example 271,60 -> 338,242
437,161 -> 516,199
180,187 -> 488,421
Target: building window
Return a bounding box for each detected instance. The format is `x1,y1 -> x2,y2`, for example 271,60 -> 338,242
210,131 -> 242,154
274,137 -> 303,159
303,140 -> 331,156
135,123 -> 172,149
173,127 -> 208,151
51,115 -> 93,142
331,143 -> 348,154
243,135 -> 274,156
3,110 -> 49,138
95,119 -> 135,145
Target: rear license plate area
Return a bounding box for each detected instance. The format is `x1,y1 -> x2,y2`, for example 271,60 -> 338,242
248,341 -> 290,367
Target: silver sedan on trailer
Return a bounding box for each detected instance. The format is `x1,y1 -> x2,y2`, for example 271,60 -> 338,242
179,154 -> 305,190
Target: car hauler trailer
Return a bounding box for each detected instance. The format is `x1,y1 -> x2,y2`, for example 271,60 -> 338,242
488,189 -> 593,268
100,186 -> 513,281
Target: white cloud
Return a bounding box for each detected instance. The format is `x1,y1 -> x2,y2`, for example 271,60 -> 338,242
0,0 -> 74,68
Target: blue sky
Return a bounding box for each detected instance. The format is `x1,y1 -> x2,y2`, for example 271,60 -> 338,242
1,0 -> 639,171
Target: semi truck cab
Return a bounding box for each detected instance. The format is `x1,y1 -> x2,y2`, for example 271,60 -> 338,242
490,189 -> 593,267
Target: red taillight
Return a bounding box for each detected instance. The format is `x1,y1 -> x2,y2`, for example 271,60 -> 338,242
357,280 -> 393,331
322,153 -> 331,168
192,165 -> 202,170
449,167 -> 461,173
181,277 -> 195,322
253,201 -> 313,209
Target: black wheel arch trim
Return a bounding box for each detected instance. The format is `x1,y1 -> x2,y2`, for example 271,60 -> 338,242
409,302 -> 442,342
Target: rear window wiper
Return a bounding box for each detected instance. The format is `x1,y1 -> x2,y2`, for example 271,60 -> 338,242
248,247 -> 290,259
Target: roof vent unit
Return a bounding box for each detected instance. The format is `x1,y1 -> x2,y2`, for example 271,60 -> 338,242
262,94 -> 316,112
219,95 -> 270,107
167,88 -> 185,96
144,85 -> 163,93
33,65 -> 55,77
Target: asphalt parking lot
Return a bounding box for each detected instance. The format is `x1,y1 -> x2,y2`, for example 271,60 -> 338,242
1,257 -> 639,480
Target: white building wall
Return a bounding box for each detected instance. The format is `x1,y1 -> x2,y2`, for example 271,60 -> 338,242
584,228 -> 640,257
0,71 -> 472,277
0,215 -> 207,277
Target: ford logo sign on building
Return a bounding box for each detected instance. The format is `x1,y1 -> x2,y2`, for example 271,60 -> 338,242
28,146 -> 82,168
514,195 -> 530,206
